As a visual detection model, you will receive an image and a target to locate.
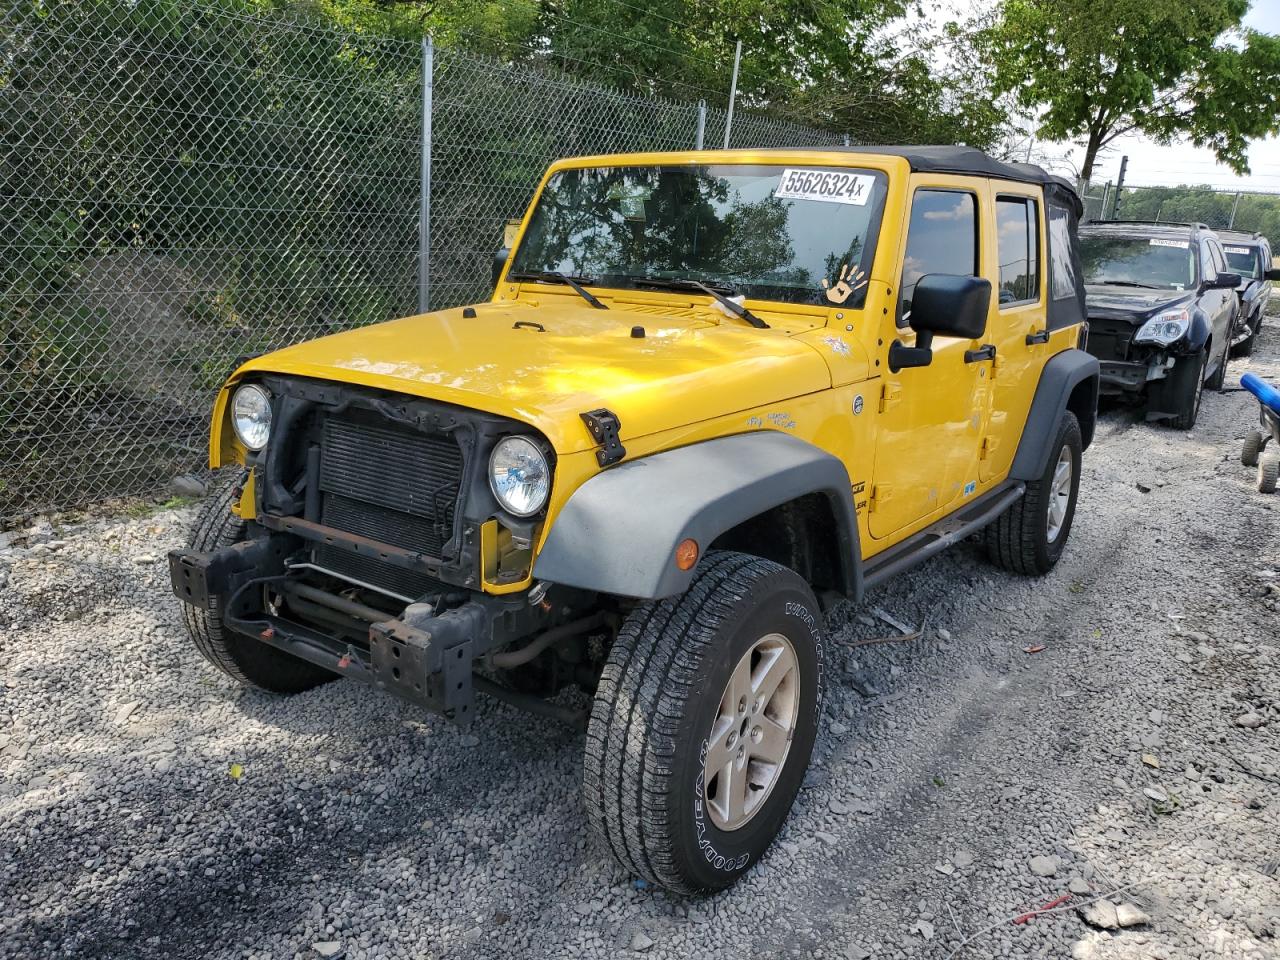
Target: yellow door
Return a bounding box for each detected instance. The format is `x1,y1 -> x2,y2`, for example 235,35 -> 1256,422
980,185 -> 1048,482
868,178 -> 994,540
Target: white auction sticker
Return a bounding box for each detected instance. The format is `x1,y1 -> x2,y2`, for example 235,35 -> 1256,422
774,169 -> 875,206
1224,246 -> 1252,255
1149,238 -> 1189,249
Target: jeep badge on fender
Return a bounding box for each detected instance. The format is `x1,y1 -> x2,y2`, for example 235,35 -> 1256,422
170,145 -> 1098,895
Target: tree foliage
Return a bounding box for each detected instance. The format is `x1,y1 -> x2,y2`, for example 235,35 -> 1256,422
317,0 -> 1014,149
984,0 -> 1280,179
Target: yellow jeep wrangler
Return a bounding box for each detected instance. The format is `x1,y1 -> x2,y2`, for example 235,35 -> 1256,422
170,145 -> 1098,894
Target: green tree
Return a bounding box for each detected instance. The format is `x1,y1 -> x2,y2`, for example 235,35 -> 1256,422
985,0 -> 1280,179
325,0 -> 1014,148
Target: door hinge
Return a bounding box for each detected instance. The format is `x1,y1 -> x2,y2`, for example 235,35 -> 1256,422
879,382 -> 902,413
980,436 -> 999,460
868,484 -> 893,511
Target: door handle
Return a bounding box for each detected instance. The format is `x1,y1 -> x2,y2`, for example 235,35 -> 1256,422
964,343 -> 997,363
1025,329 -> 1050,345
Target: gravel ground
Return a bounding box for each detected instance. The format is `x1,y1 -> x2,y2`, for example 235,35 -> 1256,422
3,322 -> 1279,960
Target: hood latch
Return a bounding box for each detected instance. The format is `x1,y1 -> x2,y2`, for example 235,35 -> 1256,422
580,409 -> 626,467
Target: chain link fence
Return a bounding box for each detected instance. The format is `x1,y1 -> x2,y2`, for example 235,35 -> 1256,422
1080,178 -> 1280,241
1,1 -> 842,526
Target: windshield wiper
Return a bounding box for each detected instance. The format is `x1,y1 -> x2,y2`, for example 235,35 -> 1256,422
509,270 -> 608,310
1094,279 -> 1162,289
632,277 -> 769,329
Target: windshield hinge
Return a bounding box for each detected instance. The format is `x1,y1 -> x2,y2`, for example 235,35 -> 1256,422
580,409 -> 626,467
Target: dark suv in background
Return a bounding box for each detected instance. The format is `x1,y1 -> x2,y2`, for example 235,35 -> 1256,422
1079,220 -> 1240,429
1218,230 -> 1273,357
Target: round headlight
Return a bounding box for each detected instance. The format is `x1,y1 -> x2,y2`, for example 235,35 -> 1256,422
230,384 -> 272,451
489,436 -> 550,517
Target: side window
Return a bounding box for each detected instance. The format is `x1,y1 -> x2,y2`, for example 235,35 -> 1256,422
1199,242 -> 1215,283
900,189 -> 977,325
1209,240 -> 1227,276
995,196 -> 1040,306
1047,205 -> 1077,301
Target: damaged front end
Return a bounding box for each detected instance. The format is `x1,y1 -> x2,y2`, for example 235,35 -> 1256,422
169,375 -> 601,724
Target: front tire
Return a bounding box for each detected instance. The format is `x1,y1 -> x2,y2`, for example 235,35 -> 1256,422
183,480 -> 335,694
1204,343 -> 1228,392
583,552 -> 825,894
1165,350 -> 1206,430
985,412 -> 1082,575
1231,312 -> 1259,358
1243,430 -> 1266,468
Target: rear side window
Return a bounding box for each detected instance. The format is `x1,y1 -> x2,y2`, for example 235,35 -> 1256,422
900,189 -> 978,324
996,196 -> 1040,305
1047,205 -> 1078,300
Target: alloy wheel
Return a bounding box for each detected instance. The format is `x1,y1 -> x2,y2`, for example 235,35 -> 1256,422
702,633 -> 799,831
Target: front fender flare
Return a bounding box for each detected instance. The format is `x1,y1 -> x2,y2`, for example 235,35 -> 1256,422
533,432 -> 861,601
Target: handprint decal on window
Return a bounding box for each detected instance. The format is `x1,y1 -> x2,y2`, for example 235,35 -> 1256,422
821,264 -> 868,304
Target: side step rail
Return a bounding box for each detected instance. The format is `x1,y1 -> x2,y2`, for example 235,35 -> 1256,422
863,480 -> 1025,590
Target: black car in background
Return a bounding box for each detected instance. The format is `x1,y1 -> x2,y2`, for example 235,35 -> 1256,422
1218,230 -> 1274,357
1079,220 -> 1240,429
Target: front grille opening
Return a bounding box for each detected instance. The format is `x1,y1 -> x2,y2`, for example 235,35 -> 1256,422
1087,318 -> 1137,361
308,410 -> 466,601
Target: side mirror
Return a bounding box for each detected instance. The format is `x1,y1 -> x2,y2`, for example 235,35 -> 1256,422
1266,267 -> 1280,281
492,247 -> 510,288
889,274 -> 992,372
1208,271 -> 1241,289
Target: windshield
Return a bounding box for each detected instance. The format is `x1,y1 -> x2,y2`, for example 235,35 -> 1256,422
509,163 -> 888,309
1222,244 -> 1261,279
1079,235 -> 1196,290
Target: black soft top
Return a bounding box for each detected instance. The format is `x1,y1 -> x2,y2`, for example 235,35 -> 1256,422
772,144 -> 1083,215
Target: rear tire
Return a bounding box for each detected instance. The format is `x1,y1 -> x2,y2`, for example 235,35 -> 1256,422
1243,431 -> 1265,468
583,551 -> 824,895
183,479 -> 335,694
1259,455 -> 1279,494
985,412 -> 1082,575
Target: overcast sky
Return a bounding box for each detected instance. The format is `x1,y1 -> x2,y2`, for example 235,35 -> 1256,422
931,2 -> 1280,192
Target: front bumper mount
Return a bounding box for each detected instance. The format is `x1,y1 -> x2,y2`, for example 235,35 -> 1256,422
168,534 -> 540,724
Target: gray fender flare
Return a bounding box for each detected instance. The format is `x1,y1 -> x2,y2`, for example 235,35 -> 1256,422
533,432 -> 861,600
1010,348 -> 1099,481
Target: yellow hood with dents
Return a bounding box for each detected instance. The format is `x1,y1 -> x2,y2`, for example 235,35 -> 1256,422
234,301 -> 833,453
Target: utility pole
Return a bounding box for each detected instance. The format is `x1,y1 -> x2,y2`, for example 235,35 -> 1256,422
694,100 -> 706,150
722,39 -> 742,149
1111,154 -> 1128,220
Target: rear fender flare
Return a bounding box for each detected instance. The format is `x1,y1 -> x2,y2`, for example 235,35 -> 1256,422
1010,349 -> 1099,482
533,432 -> 861,600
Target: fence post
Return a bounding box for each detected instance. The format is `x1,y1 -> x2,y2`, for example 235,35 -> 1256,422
417,37 -> 434,315
1228,191 -> 1241,229
1099,181 -> 1112,221
842,133 -> 850,147
695,100 -> 706,150
722,40 -> 742,148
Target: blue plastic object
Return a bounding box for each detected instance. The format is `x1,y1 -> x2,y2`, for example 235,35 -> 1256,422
1242,373 -> 1280,415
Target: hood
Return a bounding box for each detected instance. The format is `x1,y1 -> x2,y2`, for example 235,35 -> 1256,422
236,301 -> 833,454
1084,284 -> 1194,325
